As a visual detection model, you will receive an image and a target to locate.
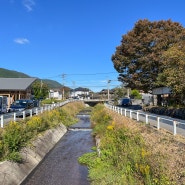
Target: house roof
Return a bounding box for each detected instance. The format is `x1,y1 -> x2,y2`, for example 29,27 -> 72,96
0,78 -> 37,91
152,87 -> 171,95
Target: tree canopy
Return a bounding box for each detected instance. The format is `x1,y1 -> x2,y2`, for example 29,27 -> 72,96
31,80 -> 49,99
156,40 -> 185,101
112,19 -> 185,92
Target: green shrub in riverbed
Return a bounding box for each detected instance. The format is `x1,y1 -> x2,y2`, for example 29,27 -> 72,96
0,101 -> 85,162
79,104 -> 171,185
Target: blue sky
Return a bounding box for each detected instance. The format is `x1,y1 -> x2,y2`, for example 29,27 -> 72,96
0,0 -> 185,92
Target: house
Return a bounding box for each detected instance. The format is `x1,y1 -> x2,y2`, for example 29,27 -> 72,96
152,87 -> 171,106
0,78 -> 37,107
70,87 -> 90,99
48,89 -> 62,100
99,89 -> 115,100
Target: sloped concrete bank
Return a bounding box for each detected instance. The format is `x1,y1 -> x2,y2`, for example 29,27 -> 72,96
0,124 -> 67,185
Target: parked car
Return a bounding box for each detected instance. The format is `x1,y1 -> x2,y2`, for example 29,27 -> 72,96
32,99 -> 40,107
8,99 -> 34,112
121,98 -> 132,106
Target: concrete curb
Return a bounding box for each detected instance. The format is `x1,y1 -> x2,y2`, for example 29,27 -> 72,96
0,124 -> 67,185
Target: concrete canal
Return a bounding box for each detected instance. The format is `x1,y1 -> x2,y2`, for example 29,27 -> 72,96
21,110 -> 94,185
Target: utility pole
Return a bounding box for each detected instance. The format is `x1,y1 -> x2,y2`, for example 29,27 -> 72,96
107,80 -> 111,101
62,74 -> 66,100
72,81 -> 75,98
40,79 -> 43,93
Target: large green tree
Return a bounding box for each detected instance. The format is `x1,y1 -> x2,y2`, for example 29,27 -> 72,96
156,41 -> 185,102
31,80 -> 49,99
112,19 -> 185,92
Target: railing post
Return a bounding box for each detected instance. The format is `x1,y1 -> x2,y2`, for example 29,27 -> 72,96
41,107 -> 43,113
130,110 -> 132,119
173,120 -> 177,135
36,108 -> 38,115
121,108 -> 123,115
124,109 -> 127,117
146,114 -> 148,124
23,111 -> 25,120
157,117 -> 160,130
1,115 -> 3,128
137,111 -> 139,121
30,109 -> 32,117
14,112 -> 16,121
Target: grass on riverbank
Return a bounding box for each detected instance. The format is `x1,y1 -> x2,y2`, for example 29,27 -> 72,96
78,104 -> 185,185
0,101 -> 85,162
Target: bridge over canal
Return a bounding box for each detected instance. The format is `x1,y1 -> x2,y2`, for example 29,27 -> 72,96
83,99 -> 108,106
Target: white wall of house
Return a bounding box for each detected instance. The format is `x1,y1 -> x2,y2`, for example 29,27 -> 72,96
49,90 -> 62,100
70,90 -> 89,98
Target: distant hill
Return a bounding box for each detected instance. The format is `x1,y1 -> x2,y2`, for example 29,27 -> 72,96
42,79 -> 62,89
0,68 -> 63,89
0,68 -> 30,78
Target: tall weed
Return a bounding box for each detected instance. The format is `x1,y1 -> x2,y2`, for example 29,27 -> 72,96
79,104 -> 171,185
0,101 -> 85,162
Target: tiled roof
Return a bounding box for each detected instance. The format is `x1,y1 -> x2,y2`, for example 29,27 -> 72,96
0,78 -> 37,90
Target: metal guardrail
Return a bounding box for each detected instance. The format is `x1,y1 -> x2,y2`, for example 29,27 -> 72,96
105,104 -> 185,137
0,100 -> 71,128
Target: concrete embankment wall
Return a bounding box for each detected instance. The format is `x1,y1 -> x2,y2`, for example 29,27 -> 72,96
0,124 -> 67,185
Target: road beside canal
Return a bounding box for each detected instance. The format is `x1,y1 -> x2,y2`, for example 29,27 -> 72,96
21,113 -> 94,185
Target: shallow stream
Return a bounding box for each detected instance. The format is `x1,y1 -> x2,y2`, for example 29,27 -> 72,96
21,111 -> 94,185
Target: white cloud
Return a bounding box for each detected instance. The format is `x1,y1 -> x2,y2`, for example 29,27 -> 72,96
23,0 -> 35,12
14,38 -> 30,44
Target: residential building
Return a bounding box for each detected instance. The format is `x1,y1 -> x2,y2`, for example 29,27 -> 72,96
0,78 -> 37,107
70,87 -> 90,99
48,89 -> 62,100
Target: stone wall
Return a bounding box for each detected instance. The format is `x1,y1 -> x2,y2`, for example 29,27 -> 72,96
147,106 -> 185,120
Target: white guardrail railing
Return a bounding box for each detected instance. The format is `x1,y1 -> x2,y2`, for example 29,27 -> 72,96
0,100 -> 72,128
105,103 -> 185,137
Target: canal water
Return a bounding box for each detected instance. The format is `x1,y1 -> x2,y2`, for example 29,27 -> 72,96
21,111 -> 94,185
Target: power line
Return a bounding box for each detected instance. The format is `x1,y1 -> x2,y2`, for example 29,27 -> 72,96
41,72 -> 118,79
67,84 -> 120,88
60,72 -> 118,76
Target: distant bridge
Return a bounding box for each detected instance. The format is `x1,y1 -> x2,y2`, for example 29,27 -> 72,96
83,99 -> 108,106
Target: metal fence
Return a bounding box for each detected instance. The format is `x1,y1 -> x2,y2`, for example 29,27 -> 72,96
0,100 -> 71,128
105,103 -> 185,137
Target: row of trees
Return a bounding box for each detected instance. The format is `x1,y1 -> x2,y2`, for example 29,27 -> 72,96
112,19 -> 185,103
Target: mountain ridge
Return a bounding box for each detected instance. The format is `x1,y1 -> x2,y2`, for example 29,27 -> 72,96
0,68 -> 62,89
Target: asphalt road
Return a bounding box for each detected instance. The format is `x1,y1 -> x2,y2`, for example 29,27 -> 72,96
117,104 -> 185,137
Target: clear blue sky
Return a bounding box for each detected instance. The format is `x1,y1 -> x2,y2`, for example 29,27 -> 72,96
0,0 -> 185,92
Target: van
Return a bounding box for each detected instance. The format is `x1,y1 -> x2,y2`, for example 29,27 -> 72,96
121,97 -> 132,106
